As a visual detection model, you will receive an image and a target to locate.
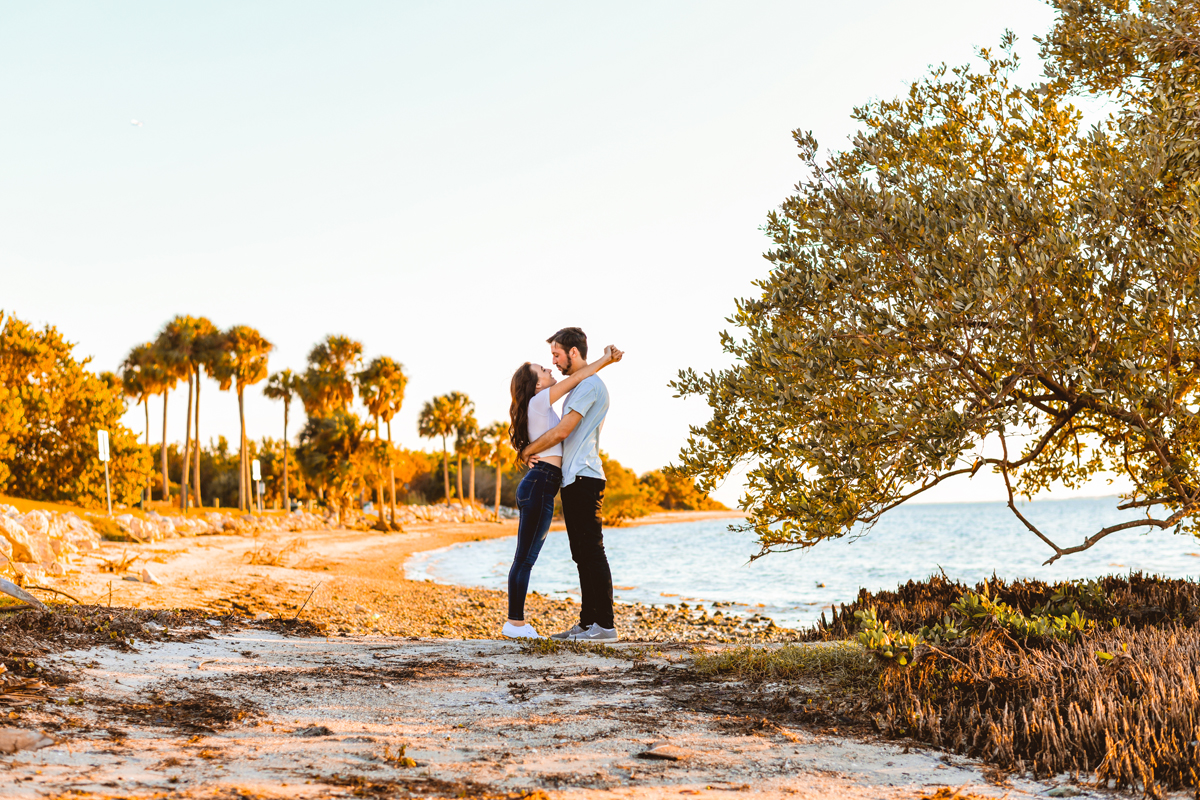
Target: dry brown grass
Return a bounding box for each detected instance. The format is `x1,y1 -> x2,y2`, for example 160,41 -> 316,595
808,573 -> 1200,796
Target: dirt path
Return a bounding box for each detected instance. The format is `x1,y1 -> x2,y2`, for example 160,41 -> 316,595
4,629 -> 1060,800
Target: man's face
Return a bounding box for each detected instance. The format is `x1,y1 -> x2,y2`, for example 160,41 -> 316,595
551,343 -> 575,375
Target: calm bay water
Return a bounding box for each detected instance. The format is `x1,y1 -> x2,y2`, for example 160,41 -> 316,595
405,497 -> 1200,629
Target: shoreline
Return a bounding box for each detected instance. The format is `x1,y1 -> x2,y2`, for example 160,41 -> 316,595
19,507 -> 785,644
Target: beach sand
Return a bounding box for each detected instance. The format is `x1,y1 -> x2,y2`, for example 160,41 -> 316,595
0,510 -> 1085,798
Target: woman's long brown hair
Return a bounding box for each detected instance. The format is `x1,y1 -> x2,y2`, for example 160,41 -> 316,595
509,363 -> 540,454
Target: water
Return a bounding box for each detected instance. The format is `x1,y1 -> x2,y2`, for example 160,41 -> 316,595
405,496 -> 1200,629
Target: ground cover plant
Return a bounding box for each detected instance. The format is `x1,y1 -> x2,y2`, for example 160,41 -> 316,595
804,572 -> 1200,796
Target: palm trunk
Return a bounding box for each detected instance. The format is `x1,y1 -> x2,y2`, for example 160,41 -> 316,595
374,418 -> 384,523
181,370 -> 194,510
386,419 -> 396,524
282,399 -> 290,512
193,365 -> 203,508
160,392 -> 170,502
494,460 -> 502,520
237,386 -> 246,512
456,455 -> 464,506
469,457 -> 475,503
143,398 -> 150,509
441,435 -> 450,505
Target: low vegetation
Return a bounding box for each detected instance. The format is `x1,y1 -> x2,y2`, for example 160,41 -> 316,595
789,573 -> 1200,796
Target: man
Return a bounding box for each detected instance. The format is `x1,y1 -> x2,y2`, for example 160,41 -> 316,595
520,326 -> 617,642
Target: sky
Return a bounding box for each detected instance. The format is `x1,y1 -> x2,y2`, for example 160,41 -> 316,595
3,0 -> 1115,507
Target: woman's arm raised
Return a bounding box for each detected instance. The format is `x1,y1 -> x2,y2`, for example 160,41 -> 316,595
546,345 -> 624,405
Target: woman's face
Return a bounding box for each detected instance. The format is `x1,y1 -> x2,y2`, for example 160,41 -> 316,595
531,363 -> 556,391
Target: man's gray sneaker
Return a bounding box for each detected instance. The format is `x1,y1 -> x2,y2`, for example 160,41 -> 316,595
550,624 -> 588,640
569,624 -> 620,642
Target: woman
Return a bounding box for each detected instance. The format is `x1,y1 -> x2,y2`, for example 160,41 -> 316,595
503,344 -> 623,639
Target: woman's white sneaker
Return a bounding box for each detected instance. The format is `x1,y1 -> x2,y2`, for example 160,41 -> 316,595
502,621 -> 541,639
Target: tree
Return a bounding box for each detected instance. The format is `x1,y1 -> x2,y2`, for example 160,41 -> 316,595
640,469 -> 728,511
598,452 -> 655,526
299,335 -> 363,417
481,422 -> 518,520
296,410 -> 368,524
454,411 -> 482,505
145,339 -> 178,503
120,342 -> 162,508
446,392 -> 476,506
213,325 -> 272,512
356,356 -> 407,525
189,318 -> 224,509
156,316 -> 202,509
263,369 -> 301,511
674,20 -> 1200,565
418,394 -> 460,505
0,311 -> 150,507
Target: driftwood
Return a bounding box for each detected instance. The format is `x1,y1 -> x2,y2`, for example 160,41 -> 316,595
0,576 -> 50,612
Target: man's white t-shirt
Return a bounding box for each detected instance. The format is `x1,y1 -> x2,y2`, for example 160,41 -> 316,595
527,388 -> 564,459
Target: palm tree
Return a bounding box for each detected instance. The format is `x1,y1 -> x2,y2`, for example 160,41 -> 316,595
446,392 -> 476,507
120,343 -> 157,508
482,422 -> 517,520
418,395 -> 458,505
356,356 -> 407,524
214,325 -> 273,511
155,316 -> 200,509
263,369 -> 300,511
299,335 -> 363,417
189,318 -> 223,509
144,339 -> 178,503
456,423 -> 486,505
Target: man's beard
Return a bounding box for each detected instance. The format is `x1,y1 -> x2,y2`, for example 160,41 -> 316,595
560,353 -> 574,375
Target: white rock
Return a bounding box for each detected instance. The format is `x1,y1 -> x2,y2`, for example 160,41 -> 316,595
0,727 -> 56,754
0,516 -> 36,563
139,567 -> 161,585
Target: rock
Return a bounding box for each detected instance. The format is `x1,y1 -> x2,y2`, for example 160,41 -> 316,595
255,611 -> 273,621
18,511 -> 49,538
296,725 -> 333,737
140,567 -> 161,585
636,741 -> 693,761
0,727 -> 56,754
1047,788 -> 1083,798
146,621 -> 165,632
0,516 -> 36,563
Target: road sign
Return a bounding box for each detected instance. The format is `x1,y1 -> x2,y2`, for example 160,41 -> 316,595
97,429 -> 112,515
251,459 -> 261,481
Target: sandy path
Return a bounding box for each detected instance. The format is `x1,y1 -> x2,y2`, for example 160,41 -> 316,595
3,629 -> 1061,800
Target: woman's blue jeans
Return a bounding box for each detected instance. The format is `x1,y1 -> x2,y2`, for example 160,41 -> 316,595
508,462 -> 562,621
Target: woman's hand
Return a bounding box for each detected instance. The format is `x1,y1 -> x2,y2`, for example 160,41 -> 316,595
602,345 -> 624,364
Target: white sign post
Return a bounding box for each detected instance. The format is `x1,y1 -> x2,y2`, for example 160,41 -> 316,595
97,429 -> 112,516
251,459 -> 262,514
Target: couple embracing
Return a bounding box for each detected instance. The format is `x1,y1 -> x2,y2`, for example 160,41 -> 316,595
503,327 -> 625,642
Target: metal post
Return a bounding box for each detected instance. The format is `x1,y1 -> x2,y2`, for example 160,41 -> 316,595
104,460 -> 113,516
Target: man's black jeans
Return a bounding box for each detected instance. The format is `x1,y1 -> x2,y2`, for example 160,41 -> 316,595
560,476 -> 614,630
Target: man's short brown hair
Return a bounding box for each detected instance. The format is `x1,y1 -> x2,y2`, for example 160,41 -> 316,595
547,327 -> 588,359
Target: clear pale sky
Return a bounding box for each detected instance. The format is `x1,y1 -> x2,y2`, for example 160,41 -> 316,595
5,1 -> 1097,507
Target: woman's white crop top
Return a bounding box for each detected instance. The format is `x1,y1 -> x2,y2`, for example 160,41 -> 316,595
527,388 -> 564,458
